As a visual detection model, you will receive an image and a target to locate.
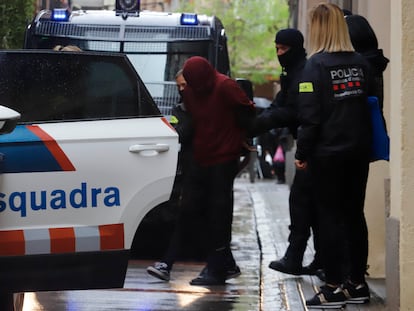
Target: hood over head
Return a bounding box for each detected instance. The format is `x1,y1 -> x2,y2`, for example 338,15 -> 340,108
275,28 -> 306,69
275,28 -> 304,49
363,49 -> 389,73
182,56 -> 217,95
346,14 -> 378,53
345,15 -> 389,73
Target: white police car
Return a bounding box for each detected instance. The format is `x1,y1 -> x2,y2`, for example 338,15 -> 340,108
0,50 -> 178,294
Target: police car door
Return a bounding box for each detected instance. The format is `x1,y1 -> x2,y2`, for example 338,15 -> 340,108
0,51 -> 178,290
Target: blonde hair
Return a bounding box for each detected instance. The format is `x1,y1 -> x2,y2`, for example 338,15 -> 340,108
53,45 -> 82,52
308,2 -> 354,56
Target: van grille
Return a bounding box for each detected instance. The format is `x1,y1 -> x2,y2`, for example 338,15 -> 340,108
35,22 -> 212,41
36,22 -> 120,39
124,26 -> 211,41
146,82 -> 180,117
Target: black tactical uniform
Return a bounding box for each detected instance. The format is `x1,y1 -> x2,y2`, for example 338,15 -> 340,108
250,28 -> 322,276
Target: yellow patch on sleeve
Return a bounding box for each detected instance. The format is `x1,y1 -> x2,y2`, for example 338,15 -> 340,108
170,115 -> 179,124
299,82 -> 314,93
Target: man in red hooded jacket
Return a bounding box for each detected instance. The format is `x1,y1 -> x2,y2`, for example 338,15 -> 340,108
181,56 -> 255,285
146,59 -> 254,285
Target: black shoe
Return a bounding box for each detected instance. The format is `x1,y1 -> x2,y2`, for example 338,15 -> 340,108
342,280 -> 370,304
199,265 -> 241,280
302,260 -> 322,275
268,257 -> 303,275
146,262 -> 170,281
306,285 -> 346,309
226,265 -> 241,279
190,272 -> 225,286
302,260 -> 325,281
315,269 -> 326,282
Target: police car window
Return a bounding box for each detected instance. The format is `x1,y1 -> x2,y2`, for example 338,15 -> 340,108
0,52 -> 160,123
25,34 -> 210,116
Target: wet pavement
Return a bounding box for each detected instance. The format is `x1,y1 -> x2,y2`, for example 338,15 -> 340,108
18,178 -> 386,311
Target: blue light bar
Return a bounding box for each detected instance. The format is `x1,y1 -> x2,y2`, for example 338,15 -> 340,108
180,13 -> 198,26
51,8 -> 70,22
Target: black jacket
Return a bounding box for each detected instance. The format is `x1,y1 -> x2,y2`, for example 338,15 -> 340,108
170,103 -> 193,175
250,57 -> 307,138
362,48 -> 389,110
295,51 -> 373,161
171,103 -> 192,145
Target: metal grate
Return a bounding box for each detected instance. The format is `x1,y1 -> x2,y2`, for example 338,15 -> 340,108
86,40 -> 121,52
36,22 -> 121,39
146,81 -> 180,117
124,42 -> 167,53
35,22 -> 212,42
124,25 -> 211,41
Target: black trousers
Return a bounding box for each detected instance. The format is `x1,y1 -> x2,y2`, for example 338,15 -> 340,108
163,159 -> 238,276
285,168 -> 320,264
309,155 -> 369,285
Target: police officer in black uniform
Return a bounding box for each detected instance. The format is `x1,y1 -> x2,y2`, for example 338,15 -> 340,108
250,28 -> 322,277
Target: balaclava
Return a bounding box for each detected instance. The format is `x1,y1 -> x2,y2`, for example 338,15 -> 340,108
275,28 -> 306,69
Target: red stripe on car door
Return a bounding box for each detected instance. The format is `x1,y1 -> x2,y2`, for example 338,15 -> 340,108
28,125 -> 76,171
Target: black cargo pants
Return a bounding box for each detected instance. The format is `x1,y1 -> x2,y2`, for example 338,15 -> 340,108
285,168 -> 320,265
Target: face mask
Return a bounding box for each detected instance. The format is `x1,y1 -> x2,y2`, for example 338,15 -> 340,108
277,49 -> 294,68
277,47 -> 306,69
178,89 -> 184,102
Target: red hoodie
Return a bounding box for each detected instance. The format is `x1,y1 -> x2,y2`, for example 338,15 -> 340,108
182,56 -> 254,166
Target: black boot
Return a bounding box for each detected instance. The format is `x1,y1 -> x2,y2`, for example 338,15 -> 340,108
302,259 -> 322,275
302,259 -> 325,281
268,256 -> 303,275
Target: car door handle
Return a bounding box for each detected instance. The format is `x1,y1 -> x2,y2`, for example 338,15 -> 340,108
129,144 -> 170,154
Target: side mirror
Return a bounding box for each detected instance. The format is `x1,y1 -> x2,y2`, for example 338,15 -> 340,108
0,105 -> 20,135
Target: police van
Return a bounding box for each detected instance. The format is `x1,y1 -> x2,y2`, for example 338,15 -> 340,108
24,3 -> 232,117
0,49 -> 179,308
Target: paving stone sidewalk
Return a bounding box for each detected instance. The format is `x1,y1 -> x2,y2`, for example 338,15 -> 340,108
237,177 -> 386,311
